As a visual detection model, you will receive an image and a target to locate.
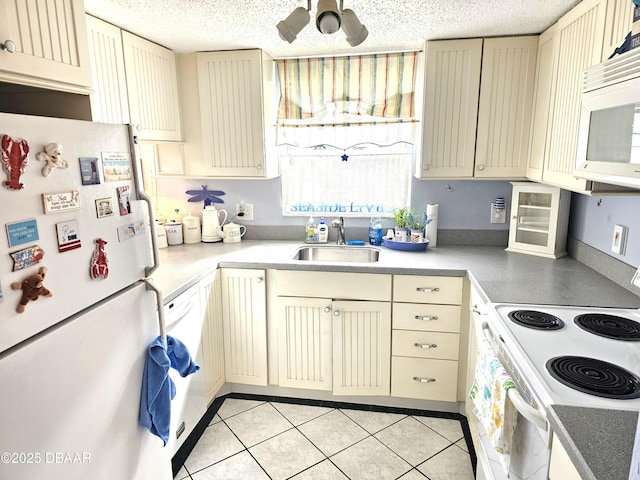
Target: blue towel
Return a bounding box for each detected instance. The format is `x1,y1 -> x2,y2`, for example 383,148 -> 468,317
139,335 -> 200,445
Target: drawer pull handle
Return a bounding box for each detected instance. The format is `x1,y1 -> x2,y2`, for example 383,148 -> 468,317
413,376 -> 436,383
416,287 -> 440,293
414,315 -> 438,321
414,342 -> 437,349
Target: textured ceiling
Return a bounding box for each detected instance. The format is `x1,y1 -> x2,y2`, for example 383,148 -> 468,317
84,0 -> 581,57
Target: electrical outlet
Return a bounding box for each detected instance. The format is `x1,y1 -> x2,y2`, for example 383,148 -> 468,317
236,203 -> 254,221
611,224 -> 628,255
490,204 -> 506,224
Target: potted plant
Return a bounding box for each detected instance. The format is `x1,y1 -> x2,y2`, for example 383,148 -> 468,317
407,210 -> 427,243
392,207 -> 410,241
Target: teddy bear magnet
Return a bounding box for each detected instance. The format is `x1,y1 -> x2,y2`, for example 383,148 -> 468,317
36,143 -> 68,177
11,266 -> 53,313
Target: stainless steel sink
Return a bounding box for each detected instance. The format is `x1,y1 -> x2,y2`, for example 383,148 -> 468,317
292,245 -> 380,263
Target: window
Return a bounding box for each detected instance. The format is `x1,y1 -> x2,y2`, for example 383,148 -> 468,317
276,52 -> 421,217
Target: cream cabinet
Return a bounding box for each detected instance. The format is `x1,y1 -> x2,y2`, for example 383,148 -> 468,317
220,268 -> 267,386
275,270 -> 392,395
85,15 -> 130,125
419,36 -> 537,179
121,31 -> 182,141
391,275 -> 463,402
0,0 -> 92,94
199,270 -> 225,403
188,49 -> 277,178
602,0 -> 634,62
506,182 -> 571,259
549,433 -> 582,480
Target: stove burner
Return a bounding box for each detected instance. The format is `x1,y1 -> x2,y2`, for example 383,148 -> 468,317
508,310 -> 565,330
547,356 -> 640,399
574,314 -> 640,341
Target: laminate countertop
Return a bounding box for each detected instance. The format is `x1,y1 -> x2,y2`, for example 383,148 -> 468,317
152,240 -> 640,479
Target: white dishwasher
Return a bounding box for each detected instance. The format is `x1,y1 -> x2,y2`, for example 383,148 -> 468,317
164,284 -> 208,456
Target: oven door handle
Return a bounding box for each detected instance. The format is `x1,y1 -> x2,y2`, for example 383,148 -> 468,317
481,322 -> 548,431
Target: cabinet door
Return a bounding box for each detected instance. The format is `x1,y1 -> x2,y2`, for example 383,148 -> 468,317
475,36 -> 538,178
121,31 -> 182,141
542,0 -> 606,192
200,271 -> 225,404
419,39 -> 482,178
526,25 -> 557,181
194,49 -> 270,177
549,433 -> 582,480
85,15 -> 130,124
220,268 -> 267,386
276,297 -> 333,391
602,0 -> 634,62
0,0 -> 92,93
332,301 -> 391,396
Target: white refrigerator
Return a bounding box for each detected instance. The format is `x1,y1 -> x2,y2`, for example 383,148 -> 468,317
0,113 -> 172,480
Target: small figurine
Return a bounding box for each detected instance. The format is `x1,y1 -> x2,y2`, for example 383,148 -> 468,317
36,142 -> 68,177
1,134 -> 29,190
90,238 -> 109,279
10,266 -> 53,313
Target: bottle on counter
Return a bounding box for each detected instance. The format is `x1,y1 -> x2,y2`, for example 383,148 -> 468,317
305,216 -> 316,243
369,216 -> 383,245
317,217 -> 328,243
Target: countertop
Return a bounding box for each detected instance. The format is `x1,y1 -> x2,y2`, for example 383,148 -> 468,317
151,240 -> 640,479
547,405 -> 639,480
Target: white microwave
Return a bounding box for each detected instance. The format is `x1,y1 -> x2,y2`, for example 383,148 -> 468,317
575,48 -> 640,190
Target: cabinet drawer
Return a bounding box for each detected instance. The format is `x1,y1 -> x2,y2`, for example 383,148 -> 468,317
276,270 -> 392,301
393,275 -> 463,304
392,331 -> 459,360
392,303 -> 461,332
391,357 -> 458,401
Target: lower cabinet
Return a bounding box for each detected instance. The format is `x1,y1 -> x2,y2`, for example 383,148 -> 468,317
391,357 -> 459,402
199,271 -> 225,403
549,433 -> 582,480
220,268 -> 268,386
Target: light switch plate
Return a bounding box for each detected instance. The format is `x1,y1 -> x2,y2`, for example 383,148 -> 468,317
611,224 -> 628,255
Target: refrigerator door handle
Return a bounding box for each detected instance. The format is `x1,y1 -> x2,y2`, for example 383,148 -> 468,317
144,278 -> 167,345
128,126 -> 160,277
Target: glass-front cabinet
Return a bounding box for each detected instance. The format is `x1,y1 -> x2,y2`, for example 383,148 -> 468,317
507,182 -> 571,258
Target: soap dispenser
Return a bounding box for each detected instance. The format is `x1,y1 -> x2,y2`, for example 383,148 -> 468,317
305,216 -> 316,243
317,217 -> 328,243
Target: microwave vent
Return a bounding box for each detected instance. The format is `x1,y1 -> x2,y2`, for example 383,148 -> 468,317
583,47 -> 640,93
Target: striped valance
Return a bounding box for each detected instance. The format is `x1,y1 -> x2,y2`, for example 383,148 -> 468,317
276,52 -> 420,126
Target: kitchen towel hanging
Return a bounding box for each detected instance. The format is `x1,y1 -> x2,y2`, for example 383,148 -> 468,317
469,337 -> 517,474
139,335 -> 200,445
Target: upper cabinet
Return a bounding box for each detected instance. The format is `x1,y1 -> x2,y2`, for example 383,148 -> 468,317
180,49 -> 277,178
526,0 -> 633,194
0,0 -> 92,94
86,15 -> 182,141
419,36 -> 537,179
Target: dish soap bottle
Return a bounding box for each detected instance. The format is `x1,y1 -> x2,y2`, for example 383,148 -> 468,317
305,216 -> 316,243
317,217 -> 328,243
369,216 -> 383,245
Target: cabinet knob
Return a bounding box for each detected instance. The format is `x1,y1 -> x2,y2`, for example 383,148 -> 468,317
333,310 -> 340,316
416,287 -> 439,293
1,39 -> 16,54
414,342 -> 437,349
477,164 -> 485,171
256,277 -> 264,283
412,376 -> 436,383
135,124 -> 142,131
423,164 -> 430,171
324,306 -> 331,313
414,315 -> 438,321
256,165 -> 263,171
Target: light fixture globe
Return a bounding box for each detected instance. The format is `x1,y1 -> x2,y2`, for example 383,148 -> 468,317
277,6 -> 311,43
316,0 -> 341,34
341,9 -> 368,46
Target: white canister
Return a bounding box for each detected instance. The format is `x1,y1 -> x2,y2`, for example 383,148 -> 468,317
182,213 -> 201,244
155,222 -> 168,249
165,221 -> 183,245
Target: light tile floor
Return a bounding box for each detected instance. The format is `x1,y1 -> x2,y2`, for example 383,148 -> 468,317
174,397 -> 475,480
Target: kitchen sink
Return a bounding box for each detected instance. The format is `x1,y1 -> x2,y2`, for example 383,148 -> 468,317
292,245 -> 380,263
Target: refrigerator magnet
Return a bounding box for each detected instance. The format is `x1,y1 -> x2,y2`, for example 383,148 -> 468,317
35,143 -> 68,177
42,190 -> 80,214
6,218 -> 39,248
95,197 -> 114,218
79,157 -> 100,185
9,245 -> 45,271
90,238 -> 109,279
56,220 -> 81,252
1,134 -> 29,190
117,186 -> 131,215
101,152 -> 132,181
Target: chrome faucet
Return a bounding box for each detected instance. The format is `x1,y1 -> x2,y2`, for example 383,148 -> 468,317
331,217 -> 346,245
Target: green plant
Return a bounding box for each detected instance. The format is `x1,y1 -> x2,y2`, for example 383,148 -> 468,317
407,209 -> 428,230
392,207 -> 409,228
